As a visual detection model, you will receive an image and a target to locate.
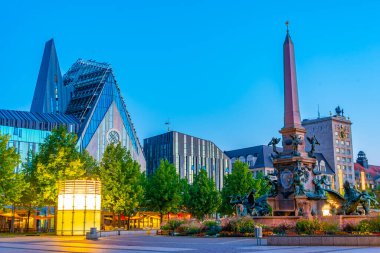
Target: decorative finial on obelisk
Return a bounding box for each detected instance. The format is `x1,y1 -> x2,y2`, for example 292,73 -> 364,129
285,21 -> 289,33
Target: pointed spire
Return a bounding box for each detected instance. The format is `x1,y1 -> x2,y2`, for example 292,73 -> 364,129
31,39 -> 70,114
283,23 -> 302,129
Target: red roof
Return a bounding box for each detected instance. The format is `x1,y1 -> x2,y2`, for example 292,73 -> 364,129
355,163 -> 380,180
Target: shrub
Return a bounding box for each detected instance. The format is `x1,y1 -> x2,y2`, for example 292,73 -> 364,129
202,220 -> 221,235
357,220 -> 372,234
369,216 -> 380,233
167,219 -> 184,231
295,219 -> 320,235
273,223 -> 293,235
342,223 -> 357,233
177,221 -> 203,235
221,217 -> 238,232
161,223 -> 171,231
203,220 -> 218,228
236,217 -> 255,233
220,217 -> 255,234
321,222 -> 339,235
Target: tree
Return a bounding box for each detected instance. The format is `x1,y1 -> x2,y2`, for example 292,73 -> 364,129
185,169 -> 221,220
27,126 -> 96,231
252,171 -> 272,199
220,161 -> 256,215
0,133 -> 26,232
32,126 -> 86,207
100,143 -> 143,229
144,160 -> 182,223
19,153 -> 39,232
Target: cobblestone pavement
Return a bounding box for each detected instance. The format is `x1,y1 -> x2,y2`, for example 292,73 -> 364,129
0,235 -> 379,253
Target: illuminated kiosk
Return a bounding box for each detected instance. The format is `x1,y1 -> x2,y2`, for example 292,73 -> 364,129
56,180 -> 101,235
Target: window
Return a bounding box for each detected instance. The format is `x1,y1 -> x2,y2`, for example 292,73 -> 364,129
336,148 -> 340,153
247,155 -> 256,167
335,140 -> 339,144
346,141 -> 350,146
335,131 -> 338,136
341,140 -> 344,145
337,157 -> 340,161
320,160 -> 326,172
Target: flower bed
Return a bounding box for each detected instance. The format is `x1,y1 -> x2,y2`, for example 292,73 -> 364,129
157,215 -> 380,237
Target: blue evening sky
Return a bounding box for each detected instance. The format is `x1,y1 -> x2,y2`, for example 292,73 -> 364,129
1,1 -> 379,163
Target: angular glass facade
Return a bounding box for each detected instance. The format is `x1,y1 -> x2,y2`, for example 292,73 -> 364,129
63,60 -> 145,170
0,40 -> 146,172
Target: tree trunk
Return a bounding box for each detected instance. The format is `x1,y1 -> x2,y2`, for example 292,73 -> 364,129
46,206 -> 50,232
127,216 -> 131,230
54,205 -> 58,233
10,204 -> 15,233
160,212 -> 163,224
26,208 -> 31,233
118,213 -> 121,228
112,212 -> 116,228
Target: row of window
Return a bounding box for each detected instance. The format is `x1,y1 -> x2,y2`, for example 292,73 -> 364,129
337,164 -> 353,171
231,156 -> 258,167
336,156 -> 352,163
335,148 -> 351,155
335,139 -> 350,146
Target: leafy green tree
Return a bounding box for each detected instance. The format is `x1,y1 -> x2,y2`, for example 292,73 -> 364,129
19,153 -> 39,232
252,171 -> 272,198
185,169 -> 221,220
27,126 -> 97,230
144,160 -> 182,223
0,133 -> 23,209
219,161 -> 271,216
0,133 -> 28,232
100,143 -> 143,229
220,161 -> 256,215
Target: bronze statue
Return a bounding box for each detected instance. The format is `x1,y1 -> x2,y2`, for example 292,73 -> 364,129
360,191 -> 379,215
293,161 -> 310,196
339,181 -> 378,215
307,135 -> 320,158
229,189 -> 271,217
268,137 -> 281,157
306,175 -> 330,200
229,194 -> 247,216
264,171 -> 278,198
288,134 -> 303,156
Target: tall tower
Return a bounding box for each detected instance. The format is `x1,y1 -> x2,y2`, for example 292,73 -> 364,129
269,25 -> 318,216
31,39 -> 70,114
280,28 -> 307,154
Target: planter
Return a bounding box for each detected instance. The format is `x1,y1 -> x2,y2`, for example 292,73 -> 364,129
267,235 -> 380,246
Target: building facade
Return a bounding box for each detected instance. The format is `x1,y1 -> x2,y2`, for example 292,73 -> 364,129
354,151 -> 380,190
0,39 -> 146,171
144,131 -> 231,190
0,110 -> 79,172
302,107 -> 355,192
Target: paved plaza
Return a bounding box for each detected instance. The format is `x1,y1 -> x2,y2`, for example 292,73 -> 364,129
0,235 -> 379,253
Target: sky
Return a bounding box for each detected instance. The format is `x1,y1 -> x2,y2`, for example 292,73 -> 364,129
1,1 -> 380,164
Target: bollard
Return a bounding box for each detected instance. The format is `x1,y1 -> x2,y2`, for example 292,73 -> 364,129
86,227 -> 98,240
255,226 -> 263,246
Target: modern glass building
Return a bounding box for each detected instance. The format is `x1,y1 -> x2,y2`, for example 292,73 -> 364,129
0,109 -> 79,171
0,39 -> 146,171
144,131 -> 231,190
